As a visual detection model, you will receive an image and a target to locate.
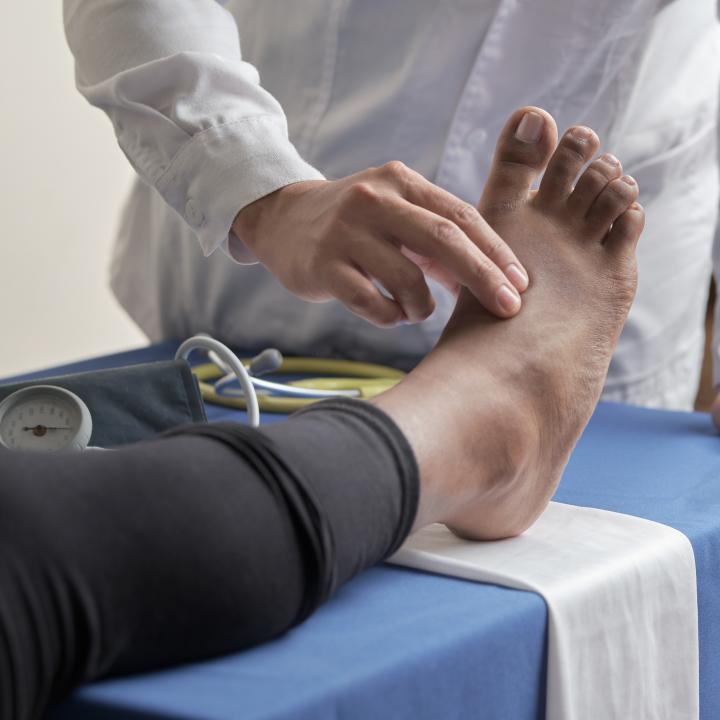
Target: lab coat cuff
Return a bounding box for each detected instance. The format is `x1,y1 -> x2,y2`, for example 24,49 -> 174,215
155,115 -> 325,263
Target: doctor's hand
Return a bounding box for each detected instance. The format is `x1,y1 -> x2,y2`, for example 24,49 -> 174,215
232,163 -> 529,327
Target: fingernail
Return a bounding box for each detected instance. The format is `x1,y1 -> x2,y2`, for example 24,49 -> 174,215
505,263 -> 529,291
621,175 -> 636,186
600,153 -> 620,167
515,111 -> 544,144
497,284 -> 521,314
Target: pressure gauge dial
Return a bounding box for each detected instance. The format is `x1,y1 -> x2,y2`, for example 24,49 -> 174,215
0,385 -> 93,452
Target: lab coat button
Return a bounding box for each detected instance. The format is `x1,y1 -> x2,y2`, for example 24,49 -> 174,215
185,199 -> 204,228
466,128 -> 488,150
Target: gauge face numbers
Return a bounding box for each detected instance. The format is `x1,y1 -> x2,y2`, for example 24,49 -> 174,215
0,386 -> 92,452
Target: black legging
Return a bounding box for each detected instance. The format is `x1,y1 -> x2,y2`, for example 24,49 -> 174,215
0,400 -> 418,719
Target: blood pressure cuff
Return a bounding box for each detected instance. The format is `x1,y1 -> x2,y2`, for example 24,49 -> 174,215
0,360 -> 206,448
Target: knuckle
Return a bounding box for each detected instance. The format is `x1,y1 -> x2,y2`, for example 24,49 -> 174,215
483,236 -> 506,260
380,160 -> 416,193
452,202 -> 481,226
470,255 -> 497,283
347,289 -> 399,326
347,284 -> 377,312
432,220 -> 460,246
381,160 -> 408,180
346,181 -> 380,207
415,296 -> 435,320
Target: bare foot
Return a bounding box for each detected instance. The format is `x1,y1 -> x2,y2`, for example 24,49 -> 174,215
374,107 -> 645,540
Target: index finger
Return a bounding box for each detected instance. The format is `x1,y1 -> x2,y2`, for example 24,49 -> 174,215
369,196 -> 522,318
376,162 -> 529,294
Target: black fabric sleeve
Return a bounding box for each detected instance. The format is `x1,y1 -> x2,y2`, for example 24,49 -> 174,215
0,399 -> 418,720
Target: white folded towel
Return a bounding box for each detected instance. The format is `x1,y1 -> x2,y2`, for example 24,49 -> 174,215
389,502 -> 698,720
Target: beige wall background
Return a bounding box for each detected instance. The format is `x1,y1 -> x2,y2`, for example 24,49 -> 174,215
0,3 -> 146,377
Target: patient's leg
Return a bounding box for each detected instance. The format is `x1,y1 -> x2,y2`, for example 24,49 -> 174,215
374,107 -> 644,539
0,403 -> 418,718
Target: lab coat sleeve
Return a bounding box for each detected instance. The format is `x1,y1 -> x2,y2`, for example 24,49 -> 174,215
63,0 -> 324,263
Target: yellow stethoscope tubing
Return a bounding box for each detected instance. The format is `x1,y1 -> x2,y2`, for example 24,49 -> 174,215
193,358 -> 405,414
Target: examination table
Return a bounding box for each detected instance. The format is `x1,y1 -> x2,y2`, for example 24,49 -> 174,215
6,342 -> 717,720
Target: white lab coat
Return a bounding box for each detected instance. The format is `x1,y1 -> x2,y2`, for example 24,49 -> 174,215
64,0 -> 720,409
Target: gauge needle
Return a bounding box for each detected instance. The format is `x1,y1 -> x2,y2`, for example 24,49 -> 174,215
21,425 -> 71,437
22,426 -> 70,431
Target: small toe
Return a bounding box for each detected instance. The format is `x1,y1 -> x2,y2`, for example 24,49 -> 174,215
536,126 -> 600,207
567,153 -> 623,216
480,107 -> 558,210
585,175 -> 639,235
604,201 -> 645,254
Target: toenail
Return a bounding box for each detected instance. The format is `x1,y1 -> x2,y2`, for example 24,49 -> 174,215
600,153 -> 620,167
570,126 -> 594,142
631,201 -> 643,211
621,175 -> 637,186
497,284 -> 521,313
515,112 -> 544,143
505,263 -> 529,291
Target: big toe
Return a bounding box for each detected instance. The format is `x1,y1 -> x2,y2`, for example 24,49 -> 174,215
480,107 -> 557,211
